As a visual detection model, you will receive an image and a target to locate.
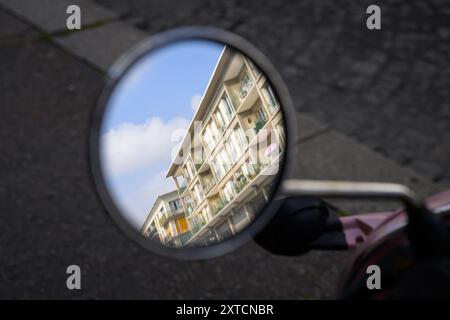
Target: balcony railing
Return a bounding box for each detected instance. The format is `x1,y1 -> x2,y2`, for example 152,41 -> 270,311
159,214 -> 170,227
159,208 -> 184,226
253,118 -> 267,135
202,178 -> 216,195
178,232 -> 192,246
211,199 -> 228,216
185,200 -> 197,216
145,228 -> 158,239
235,175 -> 250,194
195,162 -> 203,171
190,219 -> 207,235
186,153 -> 280,242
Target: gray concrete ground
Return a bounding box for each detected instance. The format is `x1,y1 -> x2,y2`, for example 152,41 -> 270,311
0,0 -> 449,299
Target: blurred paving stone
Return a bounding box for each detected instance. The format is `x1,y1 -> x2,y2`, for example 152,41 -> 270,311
0,0 -> 117,33
297,112 -> 329,141
55,21 -> 146,71
0,8 -> 32,38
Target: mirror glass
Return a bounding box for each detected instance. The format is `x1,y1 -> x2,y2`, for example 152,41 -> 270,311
97,38 -> 287,249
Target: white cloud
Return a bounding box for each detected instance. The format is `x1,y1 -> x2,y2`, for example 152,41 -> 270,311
121,170 -> 176,229
101,117 -> 189,176
190,93 -> 203,111
135,171 -> 175,220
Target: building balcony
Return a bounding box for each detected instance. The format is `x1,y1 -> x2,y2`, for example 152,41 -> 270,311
185,203 -> 194,216
178,186 -> 186,195
235,84 -> 258,114
145,228 -> 159,239
195,162 -> 203,171
235,176 -> 250,194
186,153 -> 282,244
210,198 -> 228,217
159,207 -> 184,227
189,219 -> 207,235
178,231 -> 192,246
253,118 -> 267,135
201,175 -> 217,195
185,195 -> 201,216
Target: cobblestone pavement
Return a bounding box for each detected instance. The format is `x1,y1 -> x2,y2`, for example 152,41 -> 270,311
94,0 -> 450,186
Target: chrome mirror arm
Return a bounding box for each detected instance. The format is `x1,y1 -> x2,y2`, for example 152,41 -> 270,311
281,179 -> 423,212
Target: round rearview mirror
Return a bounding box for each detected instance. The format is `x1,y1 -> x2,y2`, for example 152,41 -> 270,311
90,27 -> 296,259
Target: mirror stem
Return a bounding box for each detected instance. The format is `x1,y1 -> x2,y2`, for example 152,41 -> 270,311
281,179 -> 450,257
281,179 -> 422,209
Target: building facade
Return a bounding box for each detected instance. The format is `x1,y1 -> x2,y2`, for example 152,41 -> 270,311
142,46 -> 285,247
140,190 -> 191,247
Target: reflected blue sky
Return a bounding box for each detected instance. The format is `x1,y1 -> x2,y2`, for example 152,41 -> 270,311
100,40 -> 224,229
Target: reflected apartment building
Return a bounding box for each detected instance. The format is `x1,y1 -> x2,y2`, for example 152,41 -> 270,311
140,190 -> 191,247
142,46 -> 285,247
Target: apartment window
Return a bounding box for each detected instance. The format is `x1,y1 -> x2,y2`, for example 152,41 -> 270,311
216,221 -> 233,241
203,126 -> 214,153
193,182 -> 204,204
166,221 -> 177,239
217,147 -> 232,172
243,161 -> 256,178
169,221 -> 178,237
177,175 -> 187,189
233,124 -> 247,155
257,107 -> 267,124
189,216 -> 198,231
183,167 -> 192,184
187,157 -> 196,177
247,59 -> 262,78
262,84 -> 279,111
210,158 -> 223,180
210,120 -> 220,142
227,126 -> 243,162
225,138 -> 237,163
223,180 -> 236,202
202,174 -> 215,194
240,72 -> 253,98
197,213 -> 206,225
218,94 -> 234,124
200,207 -> 210,223
185,195 -> 194,214
253,106 -> 268,135
276,123 -> 286,150
211,146 -> 233,180
214,109 -> 226,130
169,199 -> 181,212
191,209 -> 207,232
228,134 -> 243,162
236,125 -> 248,147
166,224 -> 173,238
226,136 -> 237,162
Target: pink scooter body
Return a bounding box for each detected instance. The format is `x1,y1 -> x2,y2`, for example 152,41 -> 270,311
337,189 -> 450,297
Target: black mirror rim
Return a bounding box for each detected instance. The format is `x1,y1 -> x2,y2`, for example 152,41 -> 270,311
90,26 -> 298,260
